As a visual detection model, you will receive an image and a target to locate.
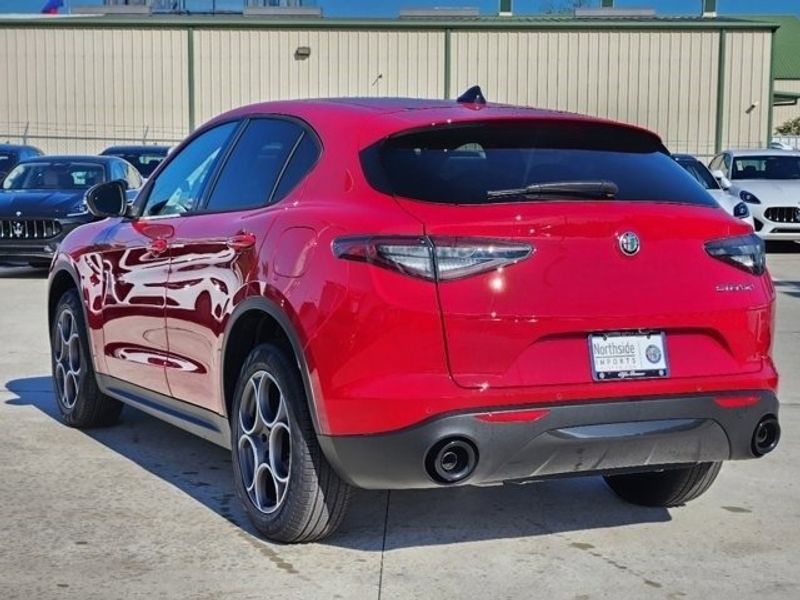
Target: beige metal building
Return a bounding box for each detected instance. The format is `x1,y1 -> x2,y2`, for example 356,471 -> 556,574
752,15 -> 800,133
0,14 -> 777,158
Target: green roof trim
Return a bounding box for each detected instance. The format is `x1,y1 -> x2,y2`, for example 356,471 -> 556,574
744,15 -> 800,79
0,14 -> 779,31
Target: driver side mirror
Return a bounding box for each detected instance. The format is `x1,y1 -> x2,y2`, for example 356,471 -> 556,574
86,180 -> 128,218
710,169 -> 731,190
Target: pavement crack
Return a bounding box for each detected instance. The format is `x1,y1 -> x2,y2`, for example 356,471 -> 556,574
377,490 -> 391,600
566,535 -> 667,591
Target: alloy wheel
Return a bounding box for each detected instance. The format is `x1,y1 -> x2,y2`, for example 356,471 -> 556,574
53,308 -> 81,410
237,371 -> 292,514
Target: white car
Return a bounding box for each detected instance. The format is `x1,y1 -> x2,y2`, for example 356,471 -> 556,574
673,154 -> 754,229
709,149 -> 800,240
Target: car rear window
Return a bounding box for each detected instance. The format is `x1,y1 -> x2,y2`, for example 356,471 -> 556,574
675,157 -> 720,190
361,120 -> 716,206
110,152 -> 167,178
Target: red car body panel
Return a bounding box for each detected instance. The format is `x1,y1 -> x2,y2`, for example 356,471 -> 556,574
51,98 -> 778,442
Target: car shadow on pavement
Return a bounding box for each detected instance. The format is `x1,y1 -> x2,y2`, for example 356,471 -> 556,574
0,266 -> 48,279
766,241 -> 800,254
5,375 -> 671,550
773,280 -> 800,299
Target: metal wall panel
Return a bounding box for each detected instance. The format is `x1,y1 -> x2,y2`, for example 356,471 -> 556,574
449,30 -> 721,156
0,25 -> 773,158
193,29 -> 445,126
773,79 -> 800,131
721,30 -> 772,151
0,27 -> 188,154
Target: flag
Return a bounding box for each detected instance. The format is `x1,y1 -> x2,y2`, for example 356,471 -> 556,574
41,0 -> 64,14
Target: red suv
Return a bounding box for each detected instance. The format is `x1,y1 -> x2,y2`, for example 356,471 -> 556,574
48,93 -> 780,543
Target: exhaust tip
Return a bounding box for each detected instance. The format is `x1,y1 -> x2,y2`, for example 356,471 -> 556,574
425,438 -> 478,484
752,415 -> 780,457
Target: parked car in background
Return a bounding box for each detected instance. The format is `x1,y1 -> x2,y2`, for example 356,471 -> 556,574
769,141 -> 794,151
48,95 -> 780,543
100,145 -> 170,179
673,154 -> 754,228
0,144 -> 44,181
0,155 -> 142,267
710,149 -> 800,240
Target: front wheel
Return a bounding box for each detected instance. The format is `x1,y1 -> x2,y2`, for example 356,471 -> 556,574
604,462 -> 722,507
51,290 -> 123,427
230,343 -> 351,543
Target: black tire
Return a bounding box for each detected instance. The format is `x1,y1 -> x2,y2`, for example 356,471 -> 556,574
604,462 -> 722,507
51,289 -> 123,428
230,343 -> 352,543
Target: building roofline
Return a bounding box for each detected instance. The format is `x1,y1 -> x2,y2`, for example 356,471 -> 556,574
0,14 -> 779,31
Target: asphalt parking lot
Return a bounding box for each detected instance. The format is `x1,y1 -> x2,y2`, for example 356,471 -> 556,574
1,251 -> 799,600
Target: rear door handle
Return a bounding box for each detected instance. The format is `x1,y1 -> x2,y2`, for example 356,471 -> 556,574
148,238 -> 169,255
227,232 -> 257,252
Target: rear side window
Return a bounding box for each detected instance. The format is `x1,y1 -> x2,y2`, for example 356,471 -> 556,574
111,161 -> 126,182
362,121 -> 716,206
204,118 -> 304,213
272,133 -> 320,202
125,164 -> 143,189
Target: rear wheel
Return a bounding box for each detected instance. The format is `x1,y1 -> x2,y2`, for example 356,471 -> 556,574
604,462 -> 722,507
51,290 -> 123,427
230,343 -> 351,543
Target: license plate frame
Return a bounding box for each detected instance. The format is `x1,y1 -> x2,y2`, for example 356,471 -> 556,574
589,332 -> 669,382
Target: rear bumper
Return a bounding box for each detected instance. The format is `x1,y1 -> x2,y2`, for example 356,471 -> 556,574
319,391 -> 779,489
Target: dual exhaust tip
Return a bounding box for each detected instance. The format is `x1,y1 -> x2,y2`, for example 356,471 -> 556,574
425,438 -> 478,484
752,415 -> 780,457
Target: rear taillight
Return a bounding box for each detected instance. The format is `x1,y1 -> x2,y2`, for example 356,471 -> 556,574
705,233 -> 766,275
332,236 -> 533,281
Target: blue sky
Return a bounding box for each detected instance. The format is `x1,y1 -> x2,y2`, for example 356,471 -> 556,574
0,0 -> 798,16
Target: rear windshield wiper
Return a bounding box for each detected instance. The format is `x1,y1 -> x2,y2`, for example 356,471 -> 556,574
486,180 -> 619,201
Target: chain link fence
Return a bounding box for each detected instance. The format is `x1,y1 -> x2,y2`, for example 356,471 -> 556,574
0,121 -> 185,154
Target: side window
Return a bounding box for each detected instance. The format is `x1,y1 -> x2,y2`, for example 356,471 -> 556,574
709,155 -> 723,172
722,153 -> 732,171
143,122 -> 237,217
273,133 -> 321,202
111,161 -> 126,182
204,118 -> 303,213
126,164 -> 142,189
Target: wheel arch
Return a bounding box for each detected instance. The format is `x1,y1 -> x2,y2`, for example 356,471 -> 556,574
221,297 -> 324,434
48,260 -> 105,377
48,266 -> 80,331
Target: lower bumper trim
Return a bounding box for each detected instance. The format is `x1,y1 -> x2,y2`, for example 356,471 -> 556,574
319,391 -> 779,489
